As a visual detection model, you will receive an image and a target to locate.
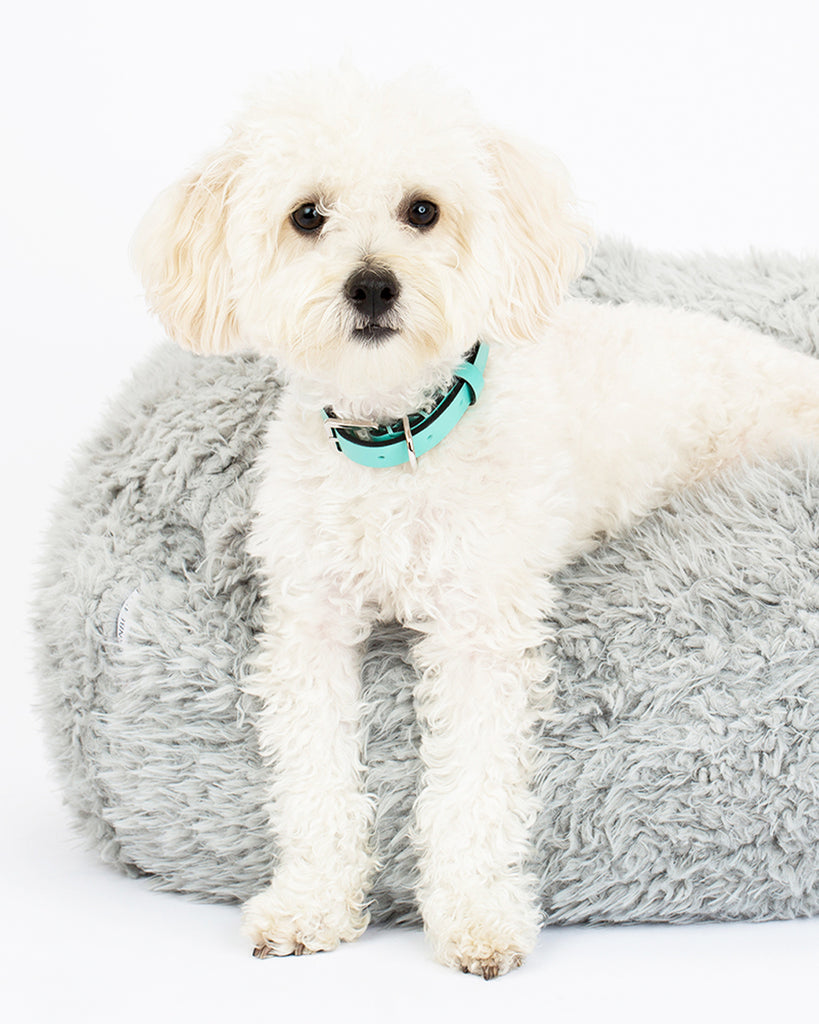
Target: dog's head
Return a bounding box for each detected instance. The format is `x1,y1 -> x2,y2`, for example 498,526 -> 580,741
133,68 -> 591,413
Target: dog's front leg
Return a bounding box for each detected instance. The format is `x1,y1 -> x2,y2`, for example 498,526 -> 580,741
412,614 -> 547,979
241,586 -> 376,957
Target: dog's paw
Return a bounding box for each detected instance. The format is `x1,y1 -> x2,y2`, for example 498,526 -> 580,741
424,889 -> 539,979
458,948 -> 525,980
242,882 -> 370,958
439,933 -> 528,980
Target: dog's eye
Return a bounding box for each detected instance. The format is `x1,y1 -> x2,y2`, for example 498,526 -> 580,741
406,199 -> 439,229
291,202 -> 326,233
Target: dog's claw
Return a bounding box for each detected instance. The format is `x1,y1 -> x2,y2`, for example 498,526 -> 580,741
456,951 -> 524,979
253,941 -> 310,958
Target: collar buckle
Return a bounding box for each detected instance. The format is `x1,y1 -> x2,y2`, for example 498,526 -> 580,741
323,413 -> 379,453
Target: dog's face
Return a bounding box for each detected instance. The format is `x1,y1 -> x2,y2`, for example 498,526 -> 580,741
134,69 -> 591,412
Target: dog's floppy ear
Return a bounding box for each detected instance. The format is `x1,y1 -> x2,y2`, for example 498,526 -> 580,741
484,131 -> 593,342
132,148 -> 241,355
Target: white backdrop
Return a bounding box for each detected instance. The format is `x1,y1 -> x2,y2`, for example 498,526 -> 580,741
3,1 -> 818,1021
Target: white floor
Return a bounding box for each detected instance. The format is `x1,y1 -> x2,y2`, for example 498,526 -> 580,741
6,760 -> 819,1024
4,2 -> 819,1021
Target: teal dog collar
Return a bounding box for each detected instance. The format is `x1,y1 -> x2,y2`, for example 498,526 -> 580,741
323,341 -> 489,470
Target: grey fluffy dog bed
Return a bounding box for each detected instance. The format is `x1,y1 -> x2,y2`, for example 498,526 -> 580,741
35,239 -> 819,927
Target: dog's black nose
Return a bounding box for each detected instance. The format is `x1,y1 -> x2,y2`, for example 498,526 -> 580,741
344,267 -> 400,320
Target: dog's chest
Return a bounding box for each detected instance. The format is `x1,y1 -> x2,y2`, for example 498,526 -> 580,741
303,458 -> 489,619
253,397 -> 571,624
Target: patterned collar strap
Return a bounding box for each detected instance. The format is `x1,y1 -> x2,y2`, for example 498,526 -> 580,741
322,341 -> 489,470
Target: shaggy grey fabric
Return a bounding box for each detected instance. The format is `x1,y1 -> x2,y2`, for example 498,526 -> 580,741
34,239 -> 819,926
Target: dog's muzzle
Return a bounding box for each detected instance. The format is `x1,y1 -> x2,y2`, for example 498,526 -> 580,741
344,266 -> 400,343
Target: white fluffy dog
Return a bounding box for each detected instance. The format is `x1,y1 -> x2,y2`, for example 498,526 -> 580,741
134,67 -> 819,978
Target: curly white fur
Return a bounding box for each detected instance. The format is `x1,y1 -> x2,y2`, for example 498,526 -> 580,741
133,66 -> 819,978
